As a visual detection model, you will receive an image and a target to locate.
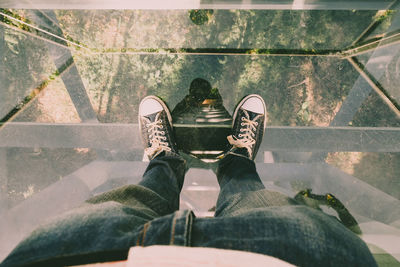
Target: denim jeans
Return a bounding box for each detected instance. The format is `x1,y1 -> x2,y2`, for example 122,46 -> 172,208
1,153 -> 377,267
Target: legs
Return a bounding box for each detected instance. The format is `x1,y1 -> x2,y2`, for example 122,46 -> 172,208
138,152 -> 186,214
135,95 -> 186,215
136,94 -> 275,217
214,94 -> 297,216
216,154 -> 265,208
215,154 -> 297,217
217,94 -> 267,199
136,94 -> 287,217
216,94 -> 266,210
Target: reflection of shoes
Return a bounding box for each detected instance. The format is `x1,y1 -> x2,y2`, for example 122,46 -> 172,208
227,94 -> 267,161
139,96 -> 178,160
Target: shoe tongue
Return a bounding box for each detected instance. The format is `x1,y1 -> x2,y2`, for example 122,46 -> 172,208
244,109 -> 261,121
145,111 -> 160,121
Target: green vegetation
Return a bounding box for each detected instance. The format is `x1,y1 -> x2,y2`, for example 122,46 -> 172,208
189,9 -> 214,25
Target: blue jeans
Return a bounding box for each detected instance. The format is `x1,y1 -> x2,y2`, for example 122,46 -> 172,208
1,153 -> 377,267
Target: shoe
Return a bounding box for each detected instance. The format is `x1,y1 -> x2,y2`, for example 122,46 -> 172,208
226,94 -> 267,160
139,95 -> 178,160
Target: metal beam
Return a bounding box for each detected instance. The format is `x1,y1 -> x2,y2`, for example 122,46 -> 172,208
0,26 -> 8,210
0,122 -> 399,152
261,126 -> 400,152
0,149 -> 7,212
348,57 -> 400,117
0,123 -> 142,151
28,10 -> 98,122
342,32 -> 400,58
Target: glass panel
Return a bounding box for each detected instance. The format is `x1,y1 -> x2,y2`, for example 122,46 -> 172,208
354,43 -> 400,108
13,76 -> 81,123
1,5 -> 400,265
355,10 -> 397,43
0,23 -> 56,121
69,53 -> 359,125
371,43 -> 400,106
53,10 -> 376,50
352,91 -> 400,127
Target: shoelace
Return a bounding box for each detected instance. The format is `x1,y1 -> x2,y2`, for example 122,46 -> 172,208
227,110 -> 260,159
144,113 -> 171,158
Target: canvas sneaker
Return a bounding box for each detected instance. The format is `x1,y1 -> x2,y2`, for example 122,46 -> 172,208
226,94 -> 267,161
139,95 -> 178,160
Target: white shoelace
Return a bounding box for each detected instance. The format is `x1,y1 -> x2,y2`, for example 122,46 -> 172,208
144,113 -> 171,158
227,110 -> 260,159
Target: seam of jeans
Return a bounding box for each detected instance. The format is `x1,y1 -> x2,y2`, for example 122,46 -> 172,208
186,211 -> 194,246
169,210 -> 194,246
169,212 -> 179,245
135,227 -> 143,246
136,222 -> 150,246
141,222 -> 150,246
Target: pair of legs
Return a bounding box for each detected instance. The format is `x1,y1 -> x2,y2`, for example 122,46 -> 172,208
138,151 -> 265,218
137,94 -> 269,217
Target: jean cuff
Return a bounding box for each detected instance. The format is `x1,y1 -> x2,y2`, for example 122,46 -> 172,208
146,150 -> 184,162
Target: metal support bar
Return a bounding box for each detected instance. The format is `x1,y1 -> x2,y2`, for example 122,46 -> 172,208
342,32 -> 400,58
351,1 -> 399,46
0,123 -> 399,152
0,123 -> 142,151
0,149 -> 7,212
260,126 -> 400,152
0,21 -> 6,121
348,57 -> 400,117
28,10 -> 98,122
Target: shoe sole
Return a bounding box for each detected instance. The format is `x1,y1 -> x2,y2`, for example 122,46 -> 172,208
231,94 -> 267,131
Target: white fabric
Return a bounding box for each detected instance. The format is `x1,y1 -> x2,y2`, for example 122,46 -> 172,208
127,245 -> 295,267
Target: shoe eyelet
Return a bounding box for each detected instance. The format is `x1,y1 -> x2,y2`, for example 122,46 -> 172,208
160,125 -> 163,129
240,123 -> 244,126
241,117 -> 244,121
255,122 -> 258,126
161,131 -> 165,134
239,134 -> 242,137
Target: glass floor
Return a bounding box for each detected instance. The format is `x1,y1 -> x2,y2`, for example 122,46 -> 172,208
1,1 -> 400,264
